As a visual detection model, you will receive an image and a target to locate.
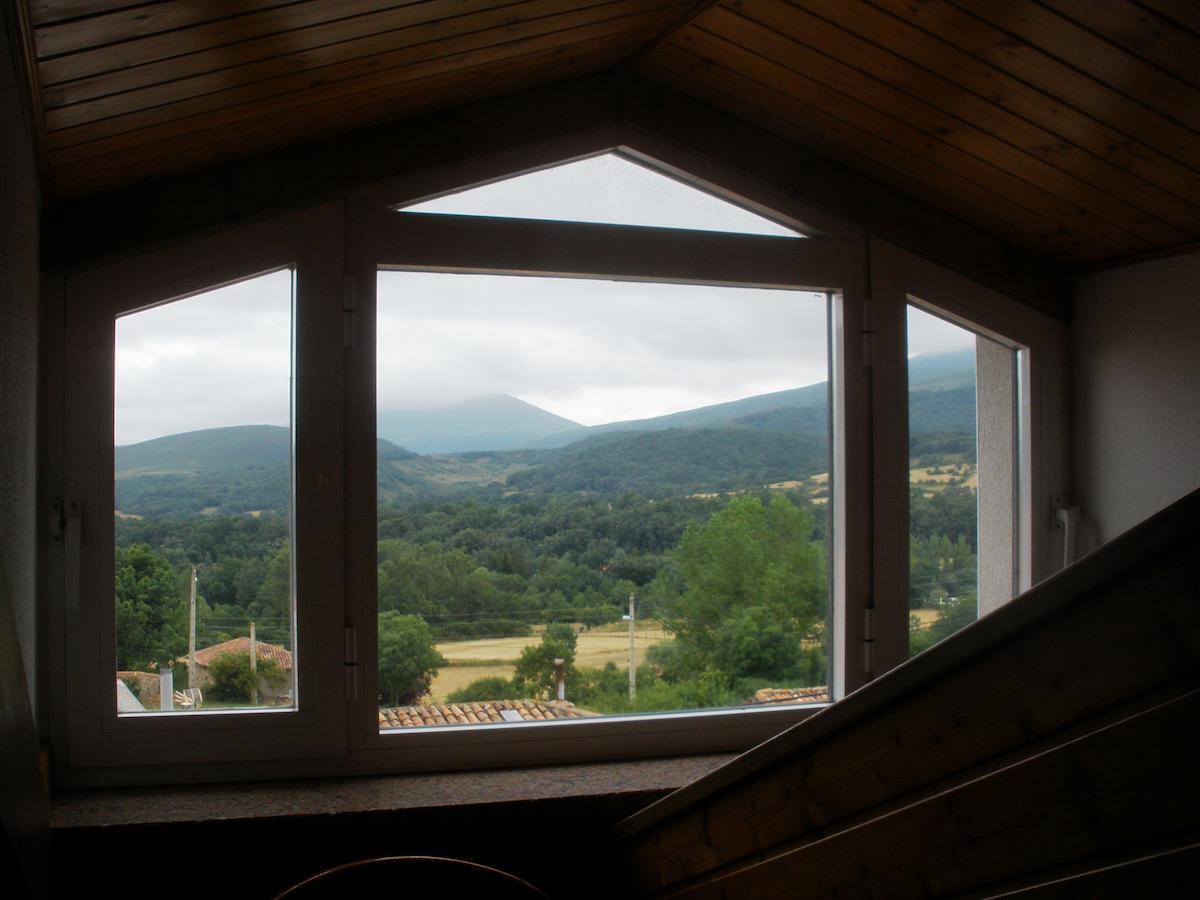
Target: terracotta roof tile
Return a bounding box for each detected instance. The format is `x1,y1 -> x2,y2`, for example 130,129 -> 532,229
191,636 -> 293,671
378,699 -> 596,729
746,686 -> 831,705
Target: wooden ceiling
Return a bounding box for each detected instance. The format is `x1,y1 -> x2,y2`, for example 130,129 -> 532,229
18,0 -> 1200,270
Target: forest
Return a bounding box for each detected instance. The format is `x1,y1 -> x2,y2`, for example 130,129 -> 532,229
114,362 -> 980,714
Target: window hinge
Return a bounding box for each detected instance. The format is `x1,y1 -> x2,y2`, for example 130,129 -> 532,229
861,299 -> 874,366
344,626 -> 358,701
863,607 -> 876,675
343,274 -> 357,349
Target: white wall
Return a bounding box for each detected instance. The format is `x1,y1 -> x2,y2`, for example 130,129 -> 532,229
1072,253 -> 1200,550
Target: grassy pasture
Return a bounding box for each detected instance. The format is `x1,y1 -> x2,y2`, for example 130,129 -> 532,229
429,626 -> 671,703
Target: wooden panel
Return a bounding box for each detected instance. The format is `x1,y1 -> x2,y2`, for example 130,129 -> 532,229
618,486 -> 1200,893
1139,0 -> 1200,35
47,21 -> 660,197
790,0 -> 1200,235
669,8 -> 1169,255
635,46 -> 1095,262
32,0 -> 306,58
1039,0 -> 1200,88
867,0 -> 1200,170
666,691 -> 1200,898
953,0 -> 1200,134
41,0 -> 682,131
36,0 -> 426,82
640,34 -> 1115,263
732,2 -> 1194,245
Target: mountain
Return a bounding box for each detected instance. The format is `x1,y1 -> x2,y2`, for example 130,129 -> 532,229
114,351 -> 977,514
116,424 -> 291,474
530,381 -> 831,448
116,425 -> 419,516
506,428 -> 828,498
377,394 -> 581,454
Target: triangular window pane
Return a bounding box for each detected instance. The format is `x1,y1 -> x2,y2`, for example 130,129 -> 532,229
398,153 -> 803,238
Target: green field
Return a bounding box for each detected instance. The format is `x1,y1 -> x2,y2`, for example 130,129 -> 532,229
429,625 -> 671,703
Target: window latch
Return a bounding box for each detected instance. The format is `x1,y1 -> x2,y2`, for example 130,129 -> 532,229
51,499 -> 83,611
343,273 -> 357,349
863,607 -> 876,676
344,626 -> 358,701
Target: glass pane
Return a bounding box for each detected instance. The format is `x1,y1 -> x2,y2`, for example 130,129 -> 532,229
907,304 -> 1019,656
114,270 -> 296,714
398,153 -> 802,238
377,272 -> 831,730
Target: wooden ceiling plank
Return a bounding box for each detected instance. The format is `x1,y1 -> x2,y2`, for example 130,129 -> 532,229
51,35 -> 638,199
27,0 -> 149,27
48,18 -> 665,188
45,1 -> 683,153
742,2 -> 1198,240
1038,0 -> 1200,89
41,0 -> 681,129
809,0 -> 1200,235
638,41 -> 1107,264
1137,0 -> 1200,37
685,13 -> 1156,255
952,0 -> 1200,134
34,0 -> 309,58
38,0 -> 516,95
868,0 -> 1200,175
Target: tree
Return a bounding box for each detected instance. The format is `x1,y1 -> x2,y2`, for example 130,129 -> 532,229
377,612 -> 447,706
654,495 -> 826,684
115,544 -> 187,670
512,623 -> 577,699
206,652 -> 286,703
446,676 -> 524,703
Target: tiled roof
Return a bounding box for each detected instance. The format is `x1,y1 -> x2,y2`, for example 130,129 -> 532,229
192,637 -> 293,671
379,699 -> 596,729
746,687 -> 831,705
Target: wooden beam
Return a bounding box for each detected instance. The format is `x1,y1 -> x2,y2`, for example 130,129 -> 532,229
370,212 -> 850,289
615,74 -> 1071,318
42,73 -> 626,269
45,69 -> 1070,321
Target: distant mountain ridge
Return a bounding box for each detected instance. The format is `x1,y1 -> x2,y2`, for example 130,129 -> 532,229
377,393 -> 580,454
115,351 -> 977,515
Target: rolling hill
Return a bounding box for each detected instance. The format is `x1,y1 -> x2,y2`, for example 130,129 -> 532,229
115,351 -> 977,515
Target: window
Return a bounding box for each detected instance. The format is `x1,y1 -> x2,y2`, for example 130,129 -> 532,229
51,207 -> 345,773
47,157 -> 1065,784
905,303 -> 1026,655
374,271 -> 833,729
114,270 -> 297,714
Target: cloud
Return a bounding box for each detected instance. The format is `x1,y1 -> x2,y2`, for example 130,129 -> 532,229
376,272 -> 830,424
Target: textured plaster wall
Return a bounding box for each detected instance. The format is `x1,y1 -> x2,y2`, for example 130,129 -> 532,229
0,6 -> 40,716
1072,253 -> 1200,550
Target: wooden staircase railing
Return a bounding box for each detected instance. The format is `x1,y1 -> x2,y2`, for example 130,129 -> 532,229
615,487 -> 1200,897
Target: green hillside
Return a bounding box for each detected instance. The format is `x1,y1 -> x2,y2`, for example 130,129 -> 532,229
114,351 -> 977,516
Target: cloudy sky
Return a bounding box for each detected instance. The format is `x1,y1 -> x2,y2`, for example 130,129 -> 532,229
113,155 -> 974,445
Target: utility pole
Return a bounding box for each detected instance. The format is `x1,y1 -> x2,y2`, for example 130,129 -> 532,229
250,621 -> 258,707
624,593 -> 637,701
188,565 -> 197,694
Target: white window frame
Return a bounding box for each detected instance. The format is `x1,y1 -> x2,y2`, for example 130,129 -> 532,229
42,154 -> 1065,787
47,205 -> 347,779
868,239 -> 1069,674
342,195 -> 867,772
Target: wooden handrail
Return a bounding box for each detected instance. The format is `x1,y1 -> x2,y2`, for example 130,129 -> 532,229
614,487 -> 1200,896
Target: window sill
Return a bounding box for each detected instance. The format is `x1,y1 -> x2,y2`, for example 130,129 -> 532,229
50,753 -> 735,830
